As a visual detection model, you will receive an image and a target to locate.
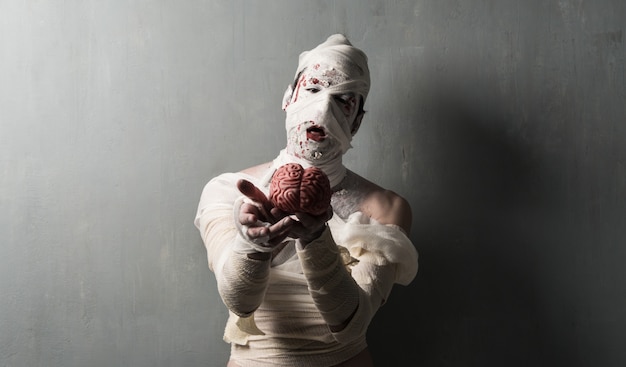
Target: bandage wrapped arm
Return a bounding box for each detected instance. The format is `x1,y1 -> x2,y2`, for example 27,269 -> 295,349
297,213 -> 418,343
218,245 -> 270,317
296,228 -> 360,330
194,174 -> 271,318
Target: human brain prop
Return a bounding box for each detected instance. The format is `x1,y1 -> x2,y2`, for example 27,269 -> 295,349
269,163 -> 332,216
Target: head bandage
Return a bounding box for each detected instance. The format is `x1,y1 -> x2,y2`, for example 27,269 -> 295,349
294,34 -> 370,102
283,34 -> 370,108
277,34 -> 371,188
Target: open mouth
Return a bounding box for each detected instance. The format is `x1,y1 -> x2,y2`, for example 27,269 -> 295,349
306,126 -> 326,142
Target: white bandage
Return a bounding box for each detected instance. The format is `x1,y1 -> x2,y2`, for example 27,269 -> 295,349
278,35 -> 370,189
296,227 -> 359,327
218,250 -> 270,318
232,196 -> 274,254
294,34 -> 370,103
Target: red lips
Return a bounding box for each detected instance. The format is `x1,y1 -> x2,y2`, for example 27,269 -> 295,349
306,126 -> 326,141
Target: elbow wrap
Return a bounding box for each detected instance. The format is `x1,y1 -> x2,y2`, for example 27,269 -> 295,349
297,227 -> 359,327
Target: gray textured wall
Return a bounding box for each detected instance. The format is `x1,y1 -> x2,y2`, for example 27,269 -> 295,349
1,1 -> 624,366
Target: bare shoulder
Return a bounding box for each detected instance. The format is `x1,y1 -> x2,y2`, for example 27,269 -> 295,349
363,186 -> 412,235
334,171 -> 413,235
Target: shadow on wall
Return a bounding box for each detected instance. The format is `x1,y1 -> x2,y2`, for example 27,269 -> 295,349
366,90 -> 578,366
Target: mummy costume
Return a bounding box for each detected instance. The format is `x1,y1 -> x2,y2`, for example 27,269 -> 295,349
194,35 -> 418,367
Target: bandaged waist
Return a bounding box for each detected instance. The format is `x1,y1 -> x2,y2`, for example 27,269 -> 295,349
230,268 -> 367,366
231,337 -> 367,367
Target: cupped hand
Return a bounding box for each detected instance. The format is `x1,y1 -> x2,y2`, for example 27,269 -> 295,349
290,206 -> 333,245
237,179 -> 294,247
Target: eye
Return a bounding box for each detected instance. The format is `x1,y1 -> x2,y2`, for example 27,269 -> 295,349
334,93 -> 354,104
334,96 -> 347,104
306,87 -> 321,94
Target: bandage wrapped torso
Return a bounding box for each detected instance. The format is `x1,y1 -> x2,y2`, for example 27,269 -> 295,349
194,172 -> 418,367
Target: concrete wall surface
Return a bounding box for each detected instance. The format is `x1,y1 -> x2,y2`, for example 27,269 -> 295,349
1,1 -> 624,366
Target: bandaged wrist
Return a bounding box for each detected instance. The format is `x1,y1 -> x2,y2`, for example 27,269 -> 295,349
296,228 -> 359,327
219,251 -> 270,318
232,196 -> 273,254
298,224 -> 328,245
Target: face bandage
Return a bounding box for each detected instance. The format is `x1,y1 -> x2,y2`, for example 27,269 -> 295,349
276,34 -> 371,188
285,90 -> 357,164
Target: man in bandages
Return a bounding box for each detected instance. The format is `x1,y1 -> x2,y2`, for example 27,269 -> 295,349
195,34 -> 418,367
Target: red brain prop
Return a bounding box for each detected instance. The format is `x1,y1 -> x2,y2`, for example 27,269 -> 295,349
269,163 -> 332,216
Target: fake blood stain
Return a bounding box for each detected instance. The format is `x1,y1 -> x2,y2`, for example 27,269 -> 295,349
292,74 -> 307,103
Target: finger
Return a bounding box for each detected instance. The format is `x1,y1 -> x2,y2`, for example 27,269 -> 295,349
245,216 -> 292,247
267,217 -> 294,245
247,225 -> 270,239
237,179 -> 272,212
266,207 -> 293,226
239,203 -> 262,224
270,207 -> 289,219
240,201 -> 277,225
268,232 -> 290,246
265,216 -> 293,238
269,215 -> 294,235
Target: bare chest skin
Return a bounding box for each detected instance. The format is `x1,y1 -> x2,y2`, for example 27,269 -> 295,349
330,170 -> 377,220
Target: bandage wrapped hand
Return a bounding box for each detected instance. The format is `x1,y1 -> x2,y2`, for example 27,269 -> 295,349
289,209 -> 333,245
236,178 -> 332,251
235,179 -> 295,254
